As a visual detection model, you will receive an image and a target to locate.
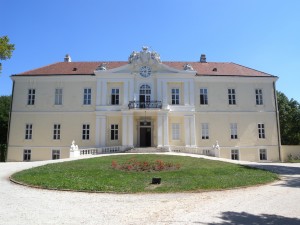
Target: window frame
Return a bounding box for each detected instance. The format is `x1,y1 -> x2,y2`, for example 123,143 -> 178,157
255,89 -> 263,105
259,149 -> 267,160
171,88 -> 180,105
228,88 -> 236,105
27,89 -> 35,105
54,88 -> 63,105
258,123 -> 265,139
200,88 -> 208,105
82,124 -> 90,140
231,149 -> 239,160
172,123 -> 180,140
53,124 -> 61,140
83,88 -> 92,105
201,123 -> 209,140
25,124 -> 33,140
52,149 -> 60,160
23,149 -> 31,161
111,88 -> 120,105
110,124 -> 119,140
230,123 -> 238,139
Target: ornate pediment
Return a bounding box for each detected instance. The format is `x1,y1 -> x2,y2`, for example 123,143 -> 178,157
95,46 -> 196,76
128,46 -> 161,66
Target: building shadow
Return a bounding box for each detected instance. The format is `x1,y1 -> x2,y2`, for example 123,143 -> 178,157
243,164 -> 300,175
275,176 -> 300,188
199,211 -> 300,225
242,164 -> 300,188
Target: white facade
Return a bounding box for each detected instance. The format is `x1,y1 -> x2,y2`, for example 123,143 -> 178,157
7,47 -> 281,162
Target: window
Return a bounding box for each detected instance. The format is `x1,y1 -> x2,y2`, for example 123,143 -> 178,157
231,149 -> 239,160
27,89 -> 35,105
172,88 -> 180,105
52,150 -> 60,160
111,88 -> 119,105
110,124 -> 118,140
25,124 -> 32,140
255,89 -> 263,105
201,123 -> 209,139
259,149 -> 267,160
23,149 -> 31,161
55,88 -> 63,105
200,88 -> 208,105
172,123 -> 180,140
82,124 -> 90,140
230,123 -> 238,139
53,124 -> 61,140
228,88 -> 236,105
258,123 -> 265,139
203,149 -> 210,155
83,88 -> 91,105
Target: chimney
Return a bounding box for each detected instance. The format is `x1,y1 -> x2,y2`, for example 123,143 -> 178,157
200,54 -> 206,63
64,54 -> 71,62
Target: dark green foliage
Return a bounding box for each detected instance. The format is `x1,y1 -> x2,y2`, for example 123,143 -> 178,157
277,91 -> 300,145
11,155 -> 278,193
0,95 -> 11,161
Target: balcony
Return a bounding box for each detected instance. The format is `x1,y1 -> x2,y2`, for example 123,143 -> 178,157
128,101 -> 162,109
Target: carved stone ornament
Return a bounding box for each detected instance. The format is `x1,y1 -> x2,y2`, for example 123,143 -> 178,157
213,140 -> 220,150
70,140 -> 80,158
128,46 -> 161,65
96,63 -> 107,71
183,63 -> 194,71
70,140 -> 79,151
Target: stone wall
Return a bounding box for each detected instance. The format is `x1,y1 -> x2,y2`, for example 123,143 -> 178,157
281,145 -> 300,161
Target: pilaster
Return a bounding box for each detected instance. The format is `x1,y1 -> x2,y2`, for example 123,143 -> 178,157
99,115 -> 106,146
96,80 -> 102,106
184,114 -> 196,147
123,81 -> 129,106
189,80 -> 195,106
122,114 -> 128,146
162,80 -> 168,107
122,111 -> 134,147
157,114 -> 163,147
184,81 -> 189,105
101,80 -> 107,105
163,113 -> 169,146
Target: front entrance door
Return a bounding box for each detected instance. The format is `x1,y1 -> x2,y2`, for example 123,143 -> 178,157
140,127 -> 151,147
139,120 -> 151,147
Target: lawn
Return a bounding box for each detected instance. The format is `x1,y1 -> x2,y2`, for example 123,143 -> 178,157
11,154 -> 279,193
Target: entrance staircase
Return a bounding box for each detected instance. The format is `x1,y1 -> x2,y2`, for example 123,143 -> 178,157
126,147 -> 169,153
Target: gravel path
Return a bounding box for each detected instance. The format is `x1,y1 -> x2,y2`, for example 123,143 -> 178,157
1,153 -> 300,225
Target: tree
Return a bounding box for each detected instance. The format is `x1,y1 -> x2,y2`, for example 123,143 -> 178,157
0,96 -> 11,161
277,91 -> 300,145
0,36 -> 15,73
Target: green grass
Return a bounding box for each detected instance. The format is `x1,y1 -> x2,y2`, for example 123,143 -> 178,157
11,154 -> 279,193
287,159 -> 300,163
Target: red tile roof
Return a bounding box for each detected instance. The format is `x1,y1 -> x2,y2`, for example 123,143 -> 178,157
165,62 -> 274,77
14,61 -> 275,77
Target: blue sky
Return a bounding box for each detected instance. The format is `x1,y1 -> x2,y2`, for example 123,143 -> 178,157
1,0 -> 300,101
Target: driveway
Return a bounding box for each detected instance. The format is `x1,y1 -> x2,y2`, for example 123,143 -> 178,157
0,153 -> 300,225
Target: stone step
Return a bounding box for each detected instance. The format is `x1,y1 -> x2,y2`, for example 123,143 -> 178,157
126,147 -> 169,153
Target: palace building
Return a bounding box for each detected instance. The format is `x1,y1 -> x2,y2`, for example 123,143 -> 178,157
7,47 -> 281,162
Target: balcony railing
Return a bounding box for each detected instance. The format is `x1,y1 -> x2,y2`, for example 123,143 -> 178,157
128,101 -> 162,109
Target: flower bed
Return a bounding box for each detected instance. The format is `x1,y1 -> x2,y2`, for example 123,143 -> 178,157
112,157 -> 181,172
